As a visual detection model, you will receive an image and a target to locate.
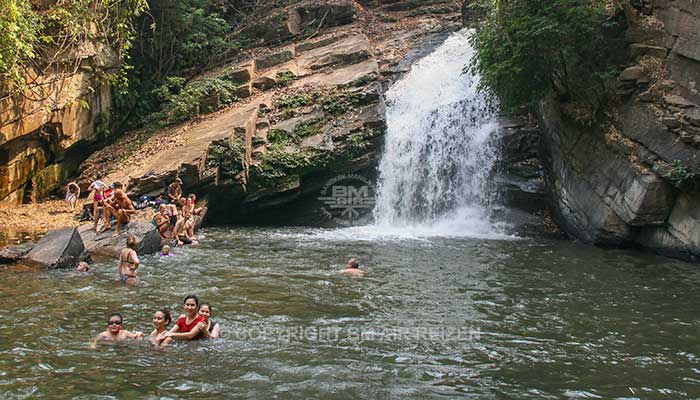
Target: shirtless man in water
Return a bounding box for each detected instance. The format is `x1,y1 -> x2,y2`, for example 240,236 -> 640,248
102,188 -> 136,236
341,258 -> 367,276
91,313 -> 144,348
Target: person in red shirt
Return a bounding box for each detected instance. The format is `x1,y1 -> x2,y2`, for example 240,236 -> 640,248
160,295 -> 206,341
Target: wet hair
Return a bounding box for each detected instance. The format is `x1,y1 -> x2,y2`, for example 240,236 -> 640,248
108,313 -> 123,323
188,193 -> 196,199
157,308 -> 172,325
200,304 -> 212,313
348,258 -> 359,268
126,234 -> 138,249
113,182 -> 123,189
184,294 -> 199,307
175,178 -> 182,184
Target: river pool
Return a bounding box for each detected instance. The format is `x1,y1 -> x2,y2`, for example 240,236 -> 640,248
1,227 -> 700,398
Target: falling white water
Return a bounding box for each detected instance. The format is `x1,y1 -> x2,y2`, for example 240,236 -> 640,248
373,29 -> 503,237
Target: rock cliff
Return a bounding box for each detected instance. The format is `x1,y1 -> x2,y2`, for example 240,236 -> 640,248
0,39 -> 116,205
76,0 -> 461,225
539,0 -> 700,260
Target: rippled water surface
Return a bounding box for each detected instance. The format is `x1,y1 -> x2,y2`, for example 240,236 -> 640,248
2,227 -> 700,399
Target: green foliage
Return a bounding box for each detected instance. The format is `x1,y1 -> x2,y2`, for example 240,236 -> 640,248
146,77 -> 240,127
469,0 -> 608,111
295,118 -> 323,139
321,91 -> 366,116
276,92 -> 318,110
0,0 -> 40,91
268,129 -> 294,145
206,139 -> 245,181
257,148 -> 330,182
257,150 -> 311,180
276,70 -> 297,87
274,89 -> 368,120
662,160 -> 700,191
0,0 -> 147,93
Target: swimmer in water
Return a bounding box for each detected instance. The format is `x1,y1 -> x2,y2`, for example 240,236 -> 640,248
160,245 -> 172,256
150,309 -> 173,348
341,258 -> 367,277
91,313 -> 144,348
160,295 -> 207,341
76,261 -> 90,272
196,304 -> 221,339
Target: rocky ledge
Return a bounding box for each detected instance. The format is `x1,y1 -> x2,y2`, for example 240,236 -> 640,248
538,0 -> 700,260
75,0 -> 462,226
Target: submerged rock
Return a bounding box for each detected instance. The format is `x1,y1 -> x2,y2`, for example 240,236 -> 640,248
0,242 -> 35,264
23,228 -> 85,269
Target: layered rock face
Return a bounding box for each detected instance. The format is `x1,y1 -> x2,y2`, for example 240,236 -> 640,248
0,40 -> 116,205
540,0 -> 700,259
80,0 -> 461,226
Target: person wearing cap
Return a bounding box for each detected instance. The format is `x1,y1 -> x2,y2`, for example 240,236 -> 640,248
341,258 -> 367,276
168,178 -> 183,206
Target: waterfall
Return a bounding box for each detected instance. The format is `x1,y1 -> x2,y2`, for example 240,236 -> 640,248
373,29 -> 502,236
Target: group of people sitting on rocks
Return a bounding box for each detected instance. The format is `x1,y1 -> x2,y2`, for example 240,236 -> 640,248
68,177 -> 202,246
153,178 -> 203,246
92,295 -> 221,349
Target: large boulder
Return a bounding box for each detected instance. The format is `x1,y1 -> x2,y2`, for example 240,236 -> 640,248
78,221 -> 162,258
23,228 -> 85,269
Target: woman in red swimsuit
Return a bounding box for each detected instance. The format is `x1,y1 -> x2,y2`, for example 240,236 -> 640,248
161,295 -> 206,341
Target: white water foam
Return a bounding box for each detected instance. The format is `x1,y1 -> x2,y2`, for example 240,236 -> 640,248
371,29 -> 507,239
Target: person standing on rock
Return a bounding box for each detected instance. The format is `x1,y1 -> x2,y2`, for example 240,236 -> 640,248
88,179 -> 108,228
168,178 -> 183,206
118,234 -> 140,285
65,182 -> 81,212
102,188 -> 136,236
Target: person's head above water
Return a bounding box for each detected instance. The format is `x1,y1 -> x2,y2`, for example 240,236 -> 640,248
346,258 -> 360,269
161,245 -> 170,255
152,309 -> 172,328
183,295 -> 199,316
199,304 -> 212,321
107,313 -> 123,333
77,261 -> 89,272
126,234 -> 137,249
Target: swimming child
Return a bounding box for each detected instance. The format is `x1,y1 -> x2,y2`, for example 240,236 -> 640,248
160,245 -> 172,256
91,313 -> 144,348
